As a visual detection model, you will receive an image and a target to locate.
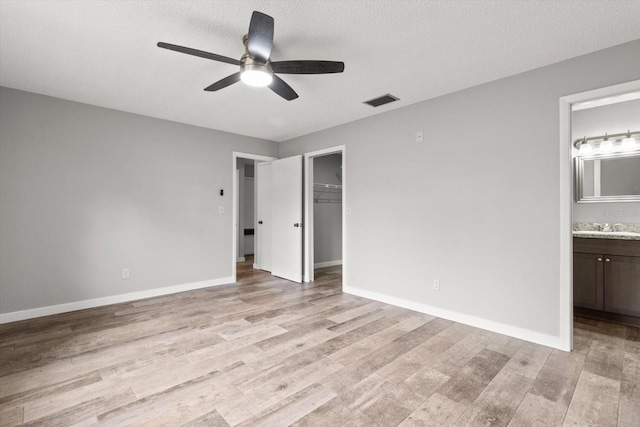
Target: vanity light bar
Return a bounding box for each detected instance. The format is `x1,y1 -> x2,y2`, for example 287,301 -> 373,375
574,130 -> 640,149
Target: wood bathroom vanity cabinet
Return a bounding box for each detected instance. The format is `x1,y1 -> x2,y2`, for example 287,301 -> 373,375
573,237 -> 640,324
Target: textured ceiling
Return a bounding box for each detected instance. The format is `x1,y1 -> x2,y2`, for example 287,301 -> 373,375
1,1 -> 640,142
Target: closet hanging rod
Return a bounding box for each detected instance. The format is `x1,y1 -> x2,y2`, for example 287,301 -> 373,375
314,199 -> 342,204
314,183 -> 342,189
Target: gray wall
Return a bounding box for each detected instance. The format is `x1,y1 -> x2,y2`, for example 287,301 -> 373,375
244,162 -> 255,255
314,154 -> 342,264
236,159 -> 246,259
244,176 -> 255,255
572,98 -> 640,223
0,87 -> 278,314
236,158 -> 256,259
280,39 -> 640,339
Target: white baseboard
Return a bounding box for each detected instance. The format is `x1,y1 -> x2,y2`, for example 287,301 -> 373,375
343,285 -> 566,351
314,260 -> 342,269
0,276 -> 234,324
236,257 -> 245,262
253,263 -> 258,269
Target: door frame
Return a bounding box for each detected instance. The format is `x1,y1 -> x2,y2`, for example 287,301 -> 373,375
232,152 -> 277,283
558,79 -> 640,352
303,145 -> 346,284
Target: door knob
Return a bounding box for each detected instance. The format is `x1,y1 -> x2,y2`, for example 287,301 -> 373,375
597,257 -> 602,262
294,223 -> 302,228
605,258 -> 611,262
258,221 -> 263,224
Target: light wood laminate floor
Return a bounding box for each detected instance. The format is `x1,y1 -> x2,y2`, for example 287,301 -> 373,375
1,258 -> 639,426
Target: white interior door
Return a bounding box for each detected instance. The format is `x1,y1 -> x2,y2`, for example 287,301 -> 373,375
257,162 -> 272,272
271,155 -> 303,283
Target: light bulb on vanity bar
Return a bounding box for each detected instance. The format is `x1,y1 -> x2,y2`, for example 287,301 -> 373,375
578,142 -> 592,156
599,139 -> 613,153
621,131 -> 637,151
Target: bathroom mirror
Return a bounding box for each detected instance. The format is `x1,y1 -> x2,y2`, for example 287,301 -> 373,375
575,151 -> 640,202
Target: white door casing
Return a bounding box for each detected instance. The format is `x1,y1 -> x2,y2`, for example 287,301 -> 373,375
271,155 -> 303,283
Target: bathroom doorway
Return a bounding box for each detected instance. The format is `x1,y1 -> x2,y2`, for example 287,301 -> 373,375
559,80 -> 640,350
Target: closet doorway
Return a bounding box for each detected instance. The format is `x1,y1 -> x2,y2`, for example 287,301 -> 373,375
304,146 -> 346,287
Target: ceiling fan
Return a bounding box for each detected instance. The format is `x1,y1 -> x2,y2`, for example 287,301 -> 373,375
157,11 -> 345,101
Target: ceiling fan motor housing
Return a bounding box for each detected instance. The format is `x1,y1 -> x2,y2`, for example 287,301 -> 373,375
240,55 -> 273,86
241,55 -> 272,73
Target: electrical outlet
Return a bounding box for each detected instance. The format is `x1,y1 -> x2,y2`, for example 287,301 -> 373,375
433,279 -> 440,291
122,268 -> 130,280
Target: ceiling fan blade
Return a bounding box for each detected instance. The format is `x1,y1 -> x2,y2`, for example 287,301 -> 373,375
247,11 -> 274,62
204,73 -> 241,91
271,60 -> 345,74
269,75 -> 298,101
157,42 -> 241,66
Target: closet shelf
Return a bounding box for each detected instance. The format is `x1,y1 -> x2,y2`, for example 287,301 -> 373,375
313,182 -> 342,204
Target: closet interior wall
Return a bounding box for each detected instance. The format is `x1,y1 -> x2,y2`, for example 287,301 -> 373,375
313,154 -> 343,267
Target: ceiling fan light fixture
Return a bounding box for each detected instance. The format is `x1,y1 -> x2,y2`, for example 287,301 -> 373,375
158,11 -> 344,100
240,62 -> 273,87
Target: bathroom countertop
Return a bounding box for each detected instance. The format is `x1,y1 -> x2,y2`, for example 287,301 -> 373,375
573,231 -> 640,240
573,223 -> 640,240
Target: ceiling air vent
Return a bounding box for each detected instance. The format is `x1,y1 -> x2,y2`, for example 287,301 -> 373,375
363,94 -> 399,107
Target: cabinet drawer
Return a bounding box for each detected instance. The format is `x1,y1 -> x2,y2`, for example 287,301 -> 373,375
573,237 -> 640,257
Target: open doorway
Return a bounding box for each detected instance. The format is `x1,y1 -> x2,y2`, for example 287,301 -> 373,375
559,80 -> 640,351
304,146 -> 346,289
571,93 -> 640,332
312,153 -> 343,283
236,159 -> 255,264
236,159 -> 256,280
232,152 -> 276,283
